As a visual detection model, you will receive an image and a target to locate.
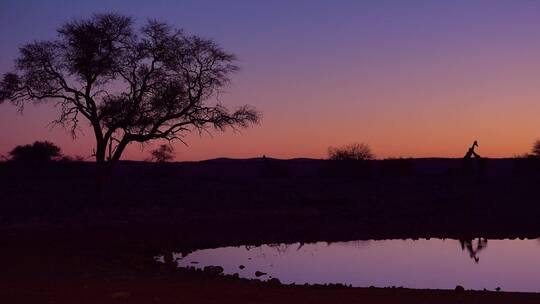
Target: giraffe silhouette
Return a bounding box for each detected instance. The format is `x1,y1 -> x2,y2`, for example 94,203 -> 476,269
463,140 -> 481,159
462,140 -> 485,175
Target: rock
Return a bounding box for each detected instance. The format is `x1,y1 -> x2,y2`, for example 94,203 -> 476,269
496,287 -> 501,291
231,273 -> 239,279
255,271 -> 267,277
268,278 -> 281,285
239,265 -> 245,269
455,285 -> 465,292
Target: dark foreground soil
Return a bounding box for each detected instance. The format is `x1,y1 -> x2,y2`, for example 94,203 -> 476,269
5,272 -> 540,304
2,158 -> 540,303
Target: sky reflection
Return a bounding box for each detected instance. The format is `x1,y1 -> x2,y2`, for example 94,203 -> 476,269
170,238 -> 540,292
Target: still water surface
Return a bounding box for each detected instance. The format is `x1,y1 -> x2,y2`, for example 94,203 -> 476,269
165,238 -> 540,292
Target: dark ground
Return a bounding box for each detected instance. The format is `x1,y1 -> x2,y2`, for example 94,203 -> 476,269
2,157 -> 540,303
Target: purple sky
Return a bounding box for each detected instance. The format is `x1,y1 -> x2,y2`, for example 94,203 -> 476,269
2,1 -> 540,160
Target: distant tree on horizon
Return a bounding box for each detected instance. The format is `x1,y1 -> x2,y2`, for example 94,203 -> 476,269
9,141 -> 62,163
532,140 -> 540,157
0,13 -> 260,175
328,143 -> 374,161
149,144 -> 175,163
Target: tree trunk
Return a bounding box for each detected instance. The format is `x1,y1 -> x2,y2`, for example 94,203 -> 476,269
93,132 -> 129,201
111,138 -> 129,164
93,135 -> 109,195
95,135 -> 106,163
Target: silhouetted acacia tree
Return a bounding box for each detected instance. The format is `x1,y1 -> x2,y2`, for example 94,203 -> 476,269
328,143 -> 374,161
9,141 -> 62,163
149,144 -> 174,163
0,13 -> 260,173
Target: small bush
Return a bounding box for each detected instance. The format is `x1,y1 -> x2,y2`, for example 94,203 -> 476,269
328,143 -> 374,161
58,155 -> 86,162
324,143 -> 374,178
149,144 -> 175,163
532,140 -> 540,157
9,141 -> 62,163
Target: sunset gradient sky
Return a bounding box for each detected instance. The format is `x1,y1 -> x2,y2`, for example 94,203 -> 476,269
2,0 -> 540,161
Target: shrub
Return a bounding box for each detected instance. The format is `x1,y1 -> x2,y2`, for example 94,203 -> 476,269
58,155 -> 85,162
532,140 -> 540,157
149,144 -> 175,163
9,141 -> 62,163
328,143 -> 374,161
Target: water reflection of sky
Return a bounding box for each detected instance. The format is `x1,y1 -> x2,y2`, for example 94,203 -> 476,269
168,239 -> 540,292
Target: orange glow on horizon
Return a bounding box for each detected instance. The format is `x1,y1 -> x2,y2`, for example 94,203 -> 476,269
2,2 -> 540,161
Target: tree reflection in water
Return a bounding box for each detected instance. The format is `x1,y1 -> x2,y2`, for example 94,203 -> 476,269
459,238 -> 488,263
245,239 -> 491,263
